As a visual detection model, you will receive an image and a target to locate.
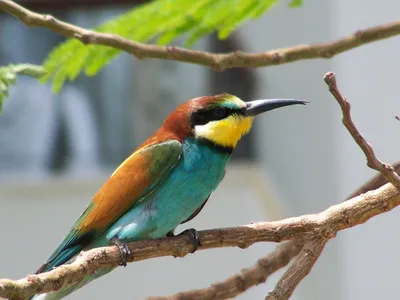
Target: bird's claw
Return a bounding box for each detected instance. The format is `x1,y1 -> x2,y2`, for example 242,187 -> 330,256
180,228 -> 200,253
110,238 -> 132,267
166,228 -> 200,253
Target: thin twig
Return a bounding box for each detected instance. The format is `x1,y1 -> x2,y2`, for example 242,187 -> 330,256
262,73 -> 400,300
0,182 -> 399,299
146,240 -> 304,300
1,0 -> 400,71
265,237 -> 328,300
324,72 -> 400,190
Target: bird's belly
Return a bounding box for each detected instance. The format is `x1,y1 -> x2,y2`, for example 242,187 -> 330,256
106,140 -> 230,242
148,158 -> 227,238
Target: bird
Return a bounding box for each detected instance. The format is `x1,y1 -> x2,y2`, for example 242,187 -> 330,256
31,93 -> 306,299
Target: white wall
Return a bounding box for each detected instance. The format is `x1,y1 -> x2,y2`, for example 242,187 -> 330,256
333,1 -> 400,299
244,0 -> 400,299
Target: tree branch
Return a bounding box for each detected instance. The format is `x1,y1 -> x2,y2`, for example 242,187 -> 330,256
146,239 -> 304,300
0,181 -> 399,299
255,72 -> 400,300
324,72 -> 400,190
2,0 -> 400,71
266,237 -> 328,300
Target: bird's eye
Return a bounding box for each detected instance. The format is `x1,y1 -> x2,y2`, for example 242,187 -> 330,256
212,108 -> 228,120
190,107 -> 232,127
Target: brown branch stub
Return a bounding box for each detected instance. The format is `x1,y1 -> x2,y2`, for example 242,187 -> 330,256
266,237 -> 328,300
324,72 -> 400,190
2,0 -> 400,70
146,240 -> 304,300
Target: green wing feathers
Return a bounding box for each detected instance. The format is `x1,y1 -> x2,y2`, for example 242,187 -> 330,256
35,140 -> 182,274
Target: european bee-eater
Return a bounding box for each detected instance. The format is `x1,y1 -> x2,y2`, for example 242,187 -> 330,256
32,93 -> 306,299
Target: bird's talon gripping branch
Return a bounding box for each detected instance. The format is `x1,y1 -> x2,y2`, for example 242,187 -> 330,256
182,228 -> 200,253
110,238 -> 132,267
167,229 -> 200,253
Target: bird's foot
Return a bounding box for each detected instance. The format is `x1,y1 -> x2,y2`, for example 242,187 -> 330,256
110,237 -> 132,267
166,230 -> 175,238
167,228 -> 200,253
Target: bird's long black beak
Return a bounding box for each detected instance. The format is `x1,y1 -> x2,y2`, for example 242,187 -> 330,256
244,99 -> 307,116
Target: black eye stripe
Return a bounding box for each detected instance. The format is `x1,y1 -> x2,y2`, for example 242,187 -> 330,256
190,107 -> 239,127
212,108 -> 229,119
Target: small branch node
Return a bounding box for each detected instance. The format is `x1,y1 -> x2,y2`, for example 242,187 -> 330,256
319,49 -> 334,58
78,33 -> 95,45
271,52 -> 282,63
273,228 -> 282,242
166,46 -> 177,58
73,33 -> 82,40
266,290 -> 279,300
43,15 -> 56,23
339,208 -> 351,226
354,30 -> 364,40
234,274 -> 247,292
303,247 -> 317,260
210,61 -> 224,72
233,50 -> 243,58
26,274 -> 38,283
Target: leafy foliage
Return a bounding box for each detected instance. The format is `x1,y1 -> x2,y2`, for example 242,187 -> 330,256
43,0 -> 302,92
0,64 -> 47,112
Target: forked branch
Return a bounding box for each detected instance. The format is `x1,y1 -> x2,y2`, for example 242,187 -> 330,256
324,72 -> 400,190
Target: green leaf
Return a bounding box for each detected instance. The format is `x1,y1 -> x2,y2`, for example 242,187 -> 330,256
0,64 -> 46,112
0,79 -> 9,95
289,0 -> 302,8
218,0 -> 278,40
42,0 -> 285,92
185,0 -> 234,46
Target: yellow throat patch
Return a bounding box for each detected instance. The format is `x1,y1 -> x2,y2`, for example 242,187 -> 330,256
194,114 -> 254,148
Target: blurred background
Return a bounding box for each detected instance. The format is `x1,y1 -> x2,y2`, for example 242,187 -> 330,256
1,0 -> 400,299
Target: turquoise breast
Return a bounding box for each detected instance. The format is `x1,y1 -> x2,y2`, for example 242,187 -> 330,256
104,137 -> 231,242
